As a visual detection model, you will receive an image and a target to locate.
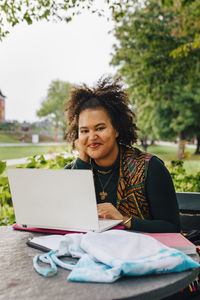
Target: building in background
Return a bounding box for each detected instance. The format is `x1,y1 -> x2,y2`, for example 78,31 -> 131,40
0,90 -> 6,122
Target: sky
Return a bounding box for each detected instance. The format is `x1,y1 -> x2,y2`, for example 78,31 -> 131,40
0,5 -> 116,123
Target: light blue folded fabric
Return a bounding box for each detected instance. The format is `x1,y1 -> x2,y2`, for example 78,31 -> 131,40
33,230 -> 200,283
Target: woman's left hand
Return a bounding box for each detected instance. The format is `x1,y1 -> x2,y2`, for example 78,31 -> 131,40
97,203 -> 123,220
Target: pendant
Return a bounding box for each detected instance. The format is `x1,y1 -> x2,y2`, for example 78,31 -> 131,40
99,191 -> 108,201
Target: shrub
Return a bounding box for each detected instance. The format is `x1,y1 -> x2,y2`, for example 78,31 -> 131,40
168,160 -> 200,192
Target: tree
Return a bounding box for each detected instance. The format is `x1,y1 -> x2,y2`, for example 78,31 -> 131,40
37,80 -> 73,142
111,0 -> 200,159
162,0 -> 200,57
0,0 -> 134,41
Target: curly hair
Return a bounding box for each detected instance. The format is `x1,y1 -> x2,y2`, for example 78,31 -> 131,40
65,76 -> 138,148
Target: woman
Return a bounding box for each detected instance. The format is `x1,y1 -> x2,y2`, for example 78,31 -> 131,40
65,76 -> 180,233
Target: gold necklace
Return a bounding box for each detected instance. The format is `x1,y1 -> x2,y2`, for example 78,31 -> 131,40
97,169 -> 112,175
97,172 -> 115,201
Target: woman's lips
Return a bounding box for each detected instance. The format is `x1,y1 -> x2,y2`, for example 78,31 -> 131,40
88,143 -> 101,149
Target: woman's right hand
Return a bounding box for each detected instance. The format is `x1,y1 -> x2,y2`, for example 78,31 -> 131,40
74,139 -> 90,163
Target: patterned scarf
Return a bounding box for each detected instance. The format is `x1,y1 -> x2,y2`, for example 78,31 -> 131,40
116,147 -> 153,220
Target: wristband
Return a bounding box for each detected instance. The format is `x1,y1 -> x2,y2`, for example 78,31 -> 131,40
122,216 -> 132,226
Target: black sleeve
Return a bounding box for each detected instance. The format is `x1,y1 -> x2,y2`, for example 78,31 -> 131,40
64,158 -> 90,170
131,156 -> 181,233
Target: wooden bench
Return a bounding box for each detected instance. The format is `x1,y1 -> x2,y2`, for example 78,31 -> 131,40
176,192 -> 200,233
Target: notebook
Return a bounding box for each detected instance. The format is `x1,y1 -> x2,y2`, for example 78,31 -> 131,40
7,168 -> 122,233
27,232 -> 197,255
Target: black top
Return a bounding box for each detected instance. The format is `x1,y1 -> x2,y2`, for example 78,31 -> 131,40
65,155 -> 180,233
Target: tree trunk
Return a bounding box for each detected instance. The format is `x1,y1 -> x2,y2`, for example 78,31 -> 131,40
54,126 -> 58,142
177,131 -> 186,160
140,138 -> 148,152
150,140 -> 155,146
195,136 -> 200,154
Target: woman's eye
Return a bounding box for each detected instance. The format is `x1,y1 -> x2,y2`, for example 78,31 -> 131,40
97,127 -> 104,131
80,130 -> 88,134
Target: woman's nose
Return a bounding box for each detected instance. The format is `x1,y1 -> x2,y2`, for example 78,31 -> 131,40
90,132 -> 97,140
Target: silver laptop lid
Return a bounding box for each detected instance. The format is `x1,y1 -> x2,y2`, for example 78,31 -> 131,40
7,169 -> 100,232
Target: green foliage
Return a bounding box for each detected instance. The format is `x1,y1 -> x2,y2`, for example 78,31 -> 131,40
111,0 -> 200,156
0,154 -> 75,226
0,0 -> 135,41
162,0 -> 200,56
0,160 -> 14,226
168,160 -> 200,192
0,161 -> 6,174
18,154 -> 74,169
0,121 -> 17,131
0,204 -> 15,226
37,80 -> 73,140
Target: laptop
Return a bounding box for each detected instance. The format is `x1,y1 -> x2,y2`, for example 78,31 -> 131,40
7,168 -> 122,232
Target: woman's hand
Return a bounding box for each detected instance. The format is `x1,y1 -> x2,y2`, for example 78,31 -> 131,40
98,203 -> 123,220
74,139 -> 90,163
97,203 -> 132,229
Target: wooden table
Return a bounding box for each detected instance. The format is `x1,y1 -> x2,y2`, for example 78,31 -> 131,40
0,226 -> 199,300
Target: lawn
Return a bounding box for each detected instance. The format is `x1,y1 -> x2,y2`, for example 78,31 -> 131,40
0,131 -> 54,143
0,132 -> 21,143
0,145 -> 70,160
146,145 -> 200,174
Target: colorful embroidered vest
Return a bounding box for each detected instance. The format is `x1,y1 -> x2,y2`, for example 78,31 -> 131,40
116,147 -> 153,220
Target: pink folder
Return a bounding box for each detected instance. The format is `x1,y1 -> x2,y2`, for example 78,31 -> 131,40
12,223 -> 124,234
142,232 -> 196,254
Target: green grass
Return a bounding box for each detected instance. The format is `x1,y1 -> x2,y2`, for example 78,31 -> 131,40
0,130 -> 54,143
0,145 -> 70,160
0,133 -> 21,143
145,145 -> 200,174
146,145 -> 195,160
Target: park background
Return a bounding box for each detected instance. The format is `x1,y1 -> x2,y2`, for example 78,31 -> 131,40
0,0 -> 200,226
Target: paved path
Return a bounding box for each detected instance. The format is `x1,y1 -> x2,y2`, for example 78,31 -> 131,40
155,141 -> 196,149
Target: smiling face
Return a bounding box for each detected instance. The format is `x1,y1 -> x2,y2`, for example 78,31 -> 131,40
78,108 -> 119,167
